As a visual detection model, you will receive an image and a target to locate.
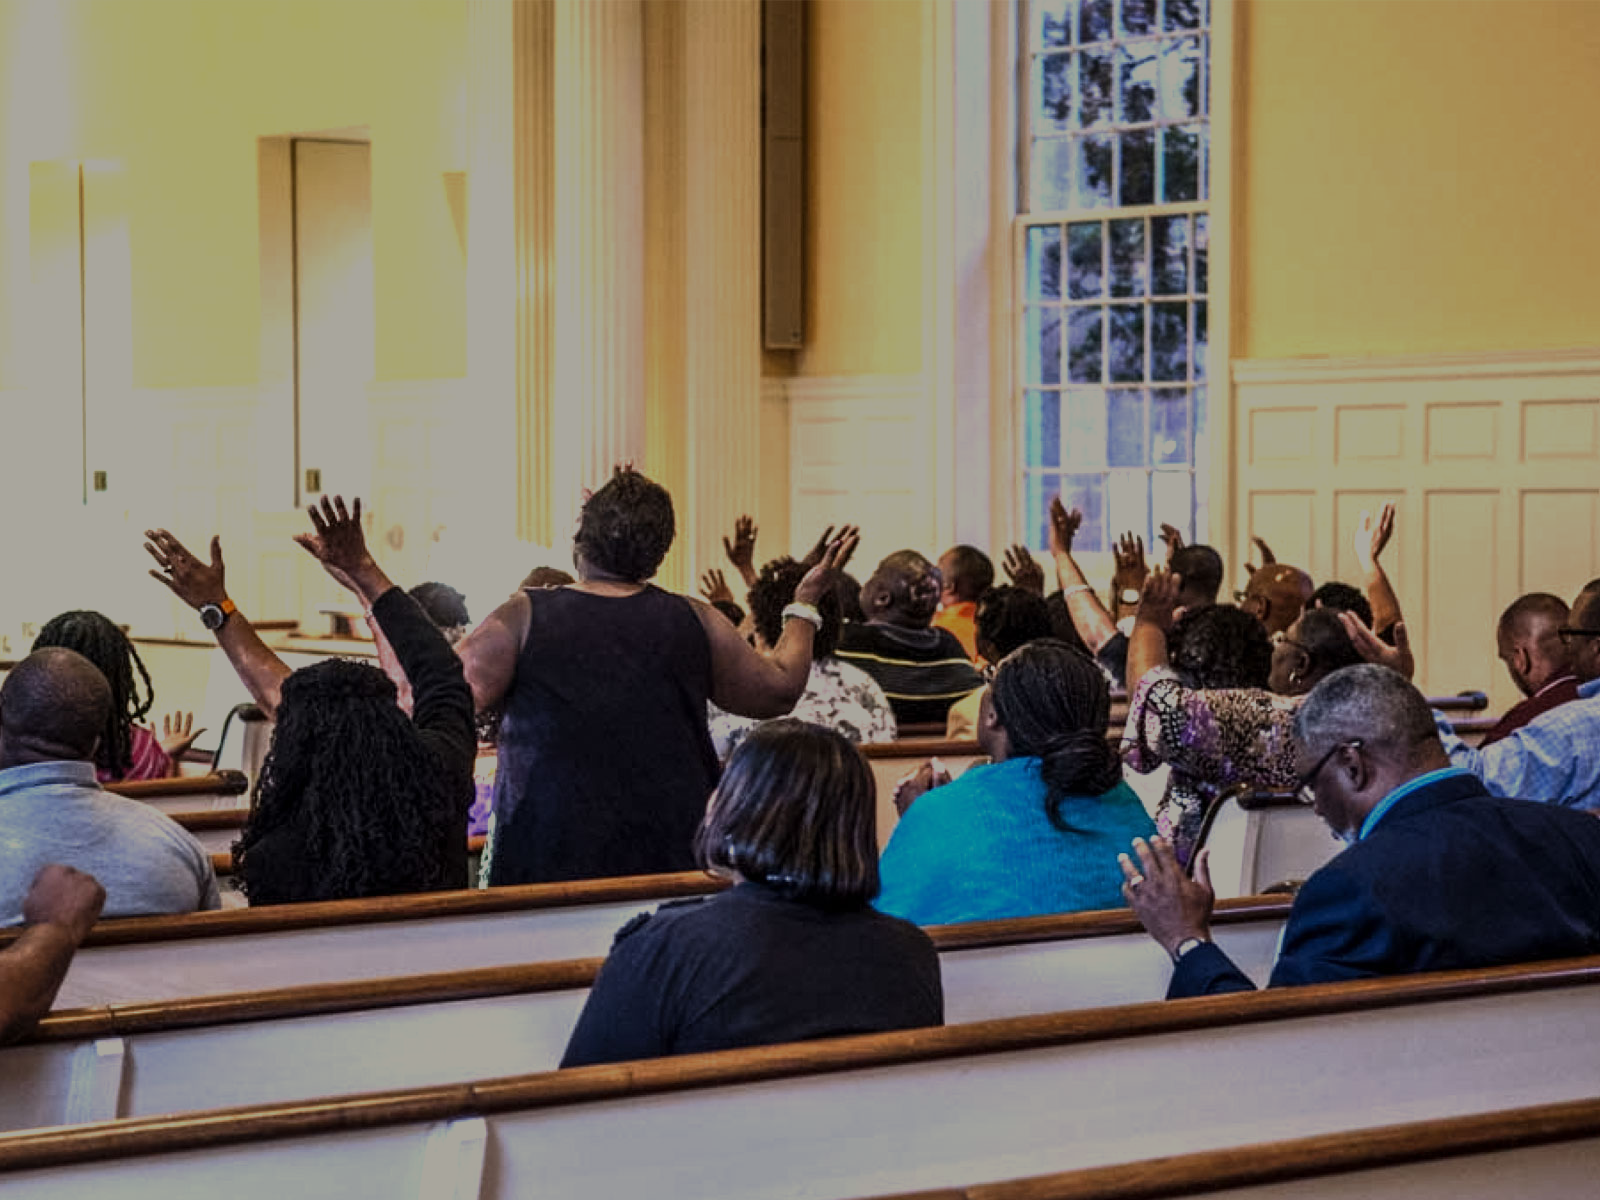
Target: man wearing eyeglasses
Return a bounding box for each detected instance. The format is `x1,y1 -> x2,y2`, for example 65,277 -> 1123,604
1118,664 -> 1600,997
1436,580 -> 1600,811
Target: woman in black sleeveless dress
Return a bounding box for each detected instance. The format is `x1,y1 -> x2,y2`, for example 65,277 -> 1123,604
457,468 -> 856,885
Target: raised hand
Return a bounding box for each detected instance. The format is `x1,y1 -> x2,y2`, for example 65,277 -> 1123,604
144,529 -> 228,612
699,568 -> 736,608
793,525 -> 860,608
1355,502 -> 1396,572
1120,836 -> 1214,956
1244,534 -> 1277,578
1048,496 -> 1082,558
292,496 -> 373,577
1338,611 -> 1414,680
1158,523 -> 1185,564
1112,532 -> 1149,596
1134,567 -> 1184,633
722,515 -> 760,584
799,524 -> 839,570
157,711 -> 205,761
1002,544 -> 1045,596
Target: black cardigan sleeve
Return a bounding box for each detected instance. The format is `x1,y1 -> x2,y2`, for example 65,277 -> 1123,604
369,586 -> 478,801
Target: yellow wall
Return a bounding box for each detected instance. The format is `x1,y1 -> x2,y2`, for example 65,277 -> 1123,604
1238,0 -> 1600,359
798,0 -> 924,378
0,0 -> 467,391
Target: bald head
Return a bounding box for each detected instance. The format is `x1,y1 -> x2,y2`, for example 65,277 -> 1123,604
1496,593 -> 1570,697
0,648 -> 112,767
1243,564 -> 1314,638
862,551 -> 942,629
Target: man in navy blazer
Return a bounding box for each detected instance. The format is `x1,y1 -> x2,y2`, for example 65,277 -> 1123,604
1121,664 -> 1600,997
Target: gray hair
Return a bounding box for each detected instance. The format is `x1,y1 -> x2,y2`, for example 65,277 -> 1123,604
1292,664 -> 1440,765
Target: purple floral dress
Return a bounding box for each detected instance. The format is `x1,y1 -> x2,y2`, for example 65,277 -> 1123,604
1121,665 -> 1301,864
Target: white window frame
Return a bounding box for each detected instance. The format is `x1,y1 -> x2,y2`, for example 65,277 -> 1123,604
1008,0 -> 1236,562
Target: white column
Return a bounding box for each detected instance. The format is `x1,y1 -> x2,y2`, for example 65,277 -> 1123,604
682,0 -> 762,579
466,0 -> 552,546
550,0 -> 647,545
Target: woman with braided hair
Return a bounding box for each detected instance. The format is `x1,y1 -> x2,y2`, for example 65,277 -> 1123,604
143,496 -> 475,904
32,611 -> 198,782
875,640 -> 1155,925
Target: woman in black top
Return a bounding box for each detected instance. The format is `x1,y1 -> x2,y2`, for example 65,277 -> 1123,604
143,497 -> 476,904
458,467 -> 857,885
561,720 -> 943,1067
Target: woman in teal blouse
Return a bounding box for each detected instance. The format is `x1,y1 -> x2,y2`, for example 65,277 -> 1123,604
876,640 -> 1155,925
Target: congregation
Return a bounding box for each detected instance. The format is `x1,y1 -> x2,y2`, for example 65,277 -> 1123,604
3,465 -> 1600,1075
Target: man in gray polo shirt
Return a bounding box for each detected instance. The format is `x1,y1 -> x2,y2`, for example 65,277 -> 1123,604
0,648 -> 220,922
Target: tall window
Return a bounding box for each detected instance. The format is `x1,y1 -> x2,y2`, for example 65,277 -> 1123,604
1018,0 -> 1211,552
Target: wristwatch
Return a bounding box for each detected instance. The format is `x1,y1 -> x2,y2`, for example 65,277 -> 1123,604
1171,936 -> 1209,964
1120,587 -> 1142,605
198,599 -> 237,632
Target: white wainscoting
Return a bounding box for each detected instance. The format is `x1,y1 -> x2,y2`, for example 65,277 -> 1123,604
1233,349 -> 1600,710
783,374 -> 938,575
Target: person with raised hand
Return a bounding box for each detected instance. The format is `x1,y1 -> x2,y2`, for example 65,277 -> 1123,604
1124,569 -> 1364,863
1122,664 -> 1600,995
145,496 -> 476,903
457,467 -> 859,885
0,865 -> 106,1044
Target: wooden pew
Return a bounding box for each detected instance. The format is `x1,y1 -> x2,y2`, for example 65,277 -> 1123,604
0,873 -> 727,1009
0,897 -> 1292,1133
2,957 -> 1599,1198
104,769 -> 251,813
867,1095 -> 1600,1199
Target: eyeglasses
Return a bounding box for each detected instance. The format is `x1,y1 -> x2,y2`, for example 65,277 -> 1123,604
1557,628 -> 1600,645
1296,739 -> 1362,806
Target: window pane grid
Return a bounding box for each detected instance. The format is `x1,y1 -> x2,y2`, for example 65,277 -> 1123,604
1019,0 -> 1210,550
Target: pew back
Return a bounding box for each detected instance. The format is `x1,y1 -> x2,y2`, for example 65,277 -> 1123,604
3,961 -> 1600,1199
1,902 -> 1292,1133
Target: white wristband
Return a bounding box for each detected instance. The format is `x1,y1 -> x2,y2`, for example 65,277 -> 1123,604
781,602 -> 824,630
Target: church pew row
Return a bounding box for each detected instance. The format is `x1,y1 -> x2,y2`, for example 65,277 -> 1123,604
1,957 -> 1598,1199
866,1095 -> 1600,1200
104,770 -> 251,813
17,865 -> 1279,1009
0,873 -> 728,1009
0,899 -> 1292,1133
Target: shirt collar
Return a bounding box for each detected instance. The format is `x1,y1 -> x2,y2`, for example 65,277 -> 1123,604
0,760 -> 100,798
1581,677 -> 1600,700
1532,673 -> 1580,700
1358,767 -> 1473,841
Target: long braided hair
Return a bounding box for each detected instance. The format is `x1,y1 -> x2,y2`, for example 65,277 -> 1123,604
988,639 -> 1123,832
32,610 -> 156,779
235,659 -> 460,903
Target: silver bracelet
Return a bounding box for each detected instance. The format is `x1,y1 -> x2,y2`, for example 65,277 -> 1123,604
781,602 -> 824,630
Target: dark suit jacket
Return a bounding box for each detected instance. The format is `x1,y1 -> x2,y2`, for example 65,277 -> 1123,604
1171,772 -> 1600,997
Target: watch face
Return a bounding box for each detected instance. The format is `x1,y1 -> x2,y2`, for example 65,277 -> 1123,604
200,604 -> 224,631
1121,588 -> 1142,604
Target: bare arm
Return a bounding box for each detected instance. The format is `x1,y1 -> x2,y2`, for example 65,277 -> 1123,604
700,528 -> 859,718
1049,497 -> 1119,652
144,529 -> 293,719
1355,502 -> 1403,635
0,866 -> 105,1045
1126,568 -> 1182,689
455,591 -> 531,714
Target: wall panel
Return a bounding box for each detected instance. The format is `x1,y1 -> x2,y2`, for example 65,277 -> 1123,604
1233,350 -> 1600,712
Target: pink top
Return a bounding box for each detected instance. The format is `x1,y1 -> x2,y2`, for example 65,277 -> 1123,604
96,724 -> 175,784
